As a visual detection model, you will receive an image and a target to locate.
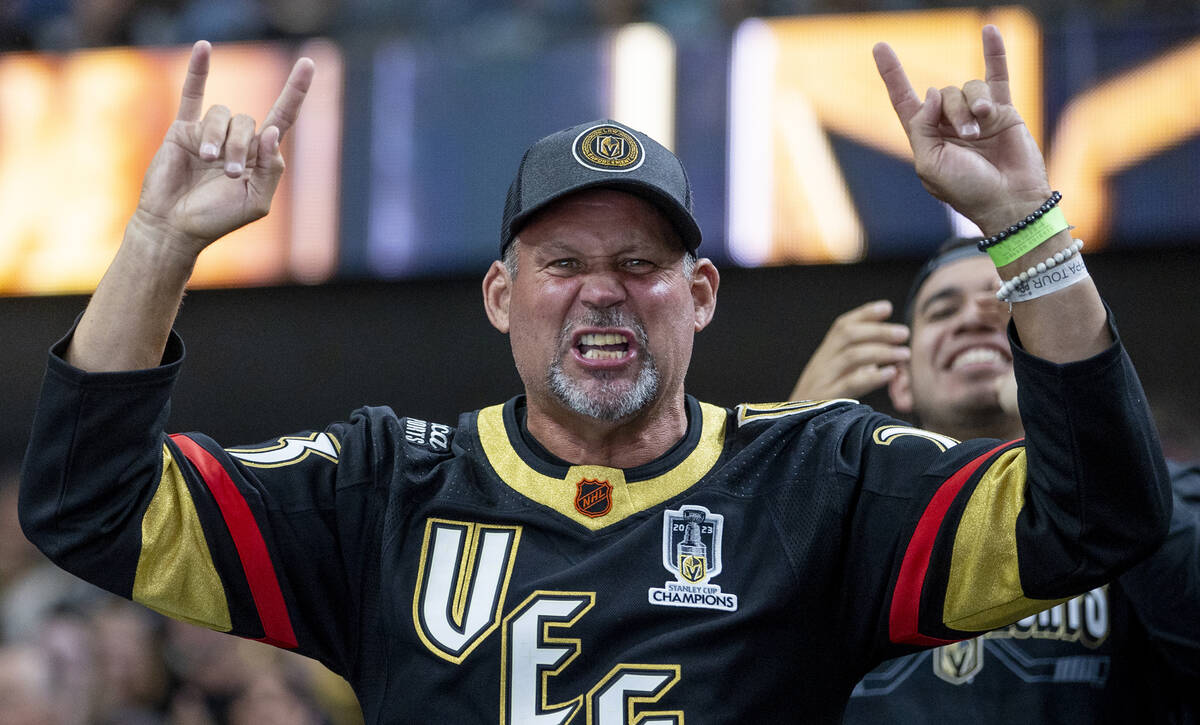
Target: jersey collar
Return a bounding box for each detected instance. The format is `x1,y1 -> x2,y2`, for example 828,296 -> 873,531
475,396 -> 727,531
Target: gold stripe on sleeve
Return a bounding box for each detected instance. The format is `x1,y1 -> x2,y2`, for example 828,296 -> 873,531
943,447 -> 1067,631
132,444 -> 233,632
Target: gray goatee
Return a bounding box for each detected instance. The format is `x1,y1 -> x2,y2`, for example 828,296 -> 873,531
547,310 -> 659,422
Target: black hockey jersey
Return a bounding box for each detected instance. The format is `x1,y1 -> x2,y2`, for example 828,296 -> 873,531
20,322 -> 1171,723
844,463 -> 1200,723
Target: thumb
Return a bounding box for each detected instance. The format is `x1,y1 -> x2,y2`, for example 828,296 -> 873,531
996,372 -> 1019,418
907,87 -> 944,156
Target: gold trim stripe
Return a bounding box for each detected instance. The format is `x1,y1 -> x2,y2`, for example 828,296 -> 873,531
476,403 -> 727,531
943,447 -> 1066,631
132,445 -> 232,631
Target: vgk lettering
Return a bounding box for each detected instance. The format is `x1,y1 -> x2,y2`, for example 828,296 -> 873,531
415,519 -> 684,723
413,520 -> 521,663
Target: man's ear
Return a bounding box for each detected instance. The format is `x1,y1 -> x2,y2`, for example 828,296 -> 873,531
888,362 -> 914,415
690,258 -> 719,332
482,261 -> 511,333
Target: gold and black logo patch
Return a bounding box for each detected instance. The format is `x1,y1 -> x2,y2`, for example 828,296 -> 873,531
933,640 -> 984,685
572,124 -> 643,172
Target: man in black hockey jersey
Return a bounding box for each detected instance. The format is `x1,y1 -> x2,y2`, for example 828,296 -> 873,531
791,238 -> 1200,721
20,27 -> 1171,723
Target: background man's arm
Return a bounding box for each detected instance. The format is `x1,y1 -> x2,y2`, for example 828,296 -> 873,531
789,300 -> 909,401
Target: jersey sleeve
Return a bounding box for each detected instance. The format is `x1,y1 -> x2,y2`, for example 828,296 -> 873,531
853,311 -> 1172,651
18,328 -> 384,677
1112,460 -> 1200,677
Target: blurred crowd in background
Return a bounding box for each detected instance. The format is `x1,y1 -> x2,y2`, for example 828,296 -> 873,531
2,0 -> 1200,52
0,467 -> 364,725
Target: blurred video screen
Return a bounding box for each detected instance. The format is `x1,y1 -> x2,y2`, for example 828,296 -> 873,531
725,7 -> 1200,264
0,40 -> 342,296
4,8 -> 1199,294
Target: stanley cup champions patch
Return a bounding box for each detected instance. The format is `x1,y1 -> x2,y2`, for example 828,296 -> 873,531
648,505 -> 738,612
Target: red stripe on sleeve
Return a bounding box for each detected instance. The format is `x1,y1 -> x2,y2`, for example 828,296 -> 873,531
170,434 -> 299,649
888,440 -> 1016,646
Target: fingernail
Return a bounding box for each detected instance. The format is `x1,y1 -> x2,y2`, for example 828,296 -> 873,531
225,162 -> 243,176
872,300 -> 891,314
200,143 -> 218,159
960,121 -> 980,137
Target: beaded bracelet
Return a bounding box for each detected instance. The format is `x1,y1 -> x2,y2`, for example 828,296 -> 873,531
977,191 -> 1063,251
996,239 -> 1086,302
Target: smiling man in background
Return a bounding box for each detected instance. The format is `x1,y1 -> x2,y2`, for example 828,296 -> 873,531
792,237 -> 1199,722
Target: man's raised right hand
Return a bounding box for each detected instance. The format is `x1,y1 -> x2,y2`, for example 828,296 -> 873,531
132,40 -> 314,259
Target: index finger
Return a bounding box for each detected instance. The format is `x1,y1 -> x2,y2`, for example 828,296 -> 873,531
872,41 -> 921,127
841,299 -> 895,323
981,25 -> 1011,106
176,40 -> 212,122
261,57 -> 316,141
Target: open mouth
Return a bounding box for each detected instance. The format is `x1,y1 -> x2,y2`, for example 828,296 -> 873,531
949,346 -> 1010,371
577,332 -> 631,360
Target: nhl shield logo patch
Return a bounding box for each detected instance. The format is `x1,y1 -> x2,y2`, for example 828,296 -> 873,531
574,478 -> 613,518
648,505 -> 738,612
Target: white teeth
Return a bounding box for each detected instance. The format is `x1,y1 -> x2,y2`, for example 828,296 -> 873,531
951,347 -> 1005,370
579,333 -> 628,345
582,349 -> 625,360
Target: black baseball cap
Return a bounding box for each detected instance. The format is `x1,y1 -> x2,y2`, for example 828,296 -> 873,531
499,120 -> 702,257
903,236 -> 987,323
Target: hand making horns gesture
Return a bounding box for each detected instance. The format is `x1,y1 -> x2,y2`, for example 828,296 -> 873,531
133,41 -> 315,257
873,25 -> 1052,235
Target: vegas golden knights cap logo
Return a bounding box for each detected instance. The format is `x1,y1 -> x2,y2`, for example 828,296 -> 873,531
648,505 -> 739,612
572,124 -> 644,172
574,478 -> 613,518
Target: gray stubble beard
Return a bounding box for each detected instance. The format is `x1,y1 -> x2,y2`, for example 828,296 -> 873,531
546,310 -> 660,422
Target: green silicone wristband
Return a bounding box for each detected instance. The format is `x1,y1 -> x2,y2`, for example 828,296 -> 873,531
984,206 -> 1069,267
